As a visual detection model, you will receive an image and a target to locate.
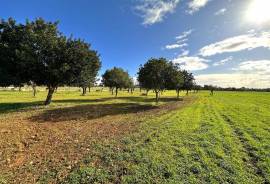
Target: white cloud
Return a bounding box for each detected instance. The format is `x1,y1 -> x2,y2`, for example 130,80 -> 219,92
136,0 -> 180,25
233,60 -> 270,74
179,49 -> 190,56
196,73 -> 270,88
165,43 -> 187,49
213,56 -> 233,66
176,29 -> 193,40
173,56 -> 209,71
197,60 -> 270,88
164,29 -> 193,50
188,0 -> 212,14
199,31 -> 270,57
215,8 -> 227,16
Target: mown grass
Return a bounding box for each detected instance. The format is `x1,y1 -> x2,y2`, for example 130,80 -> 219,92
0,88 -> 177,114
63,91 -> 270,184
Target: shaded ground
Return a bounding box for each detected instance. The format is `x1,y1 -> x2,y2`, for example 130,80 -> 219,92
0,92 -> 189,184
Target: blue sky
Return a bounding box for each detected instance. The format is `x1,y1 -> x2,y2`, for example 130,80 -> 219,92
1,0 -> 270,88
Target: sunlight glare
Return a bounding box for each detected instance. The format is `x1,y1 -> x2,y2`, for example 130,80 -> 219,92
246,0 -> 270,25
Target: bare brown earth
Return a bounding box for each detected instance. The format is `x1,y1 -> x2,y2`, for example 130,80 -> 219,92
0,97 -> 193,183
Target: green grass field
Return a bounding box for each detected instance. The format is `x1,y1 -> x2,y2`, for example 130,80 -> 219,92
0,89 -> 269,183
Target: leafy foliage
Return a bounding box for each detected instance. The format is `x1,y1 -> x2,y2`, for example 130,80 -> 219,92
0,18 -> 101,105
102,67 -> 131,97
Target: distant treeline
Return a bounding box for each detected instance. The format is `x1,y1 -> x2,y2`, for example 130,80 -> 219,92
198,85 -> 270,92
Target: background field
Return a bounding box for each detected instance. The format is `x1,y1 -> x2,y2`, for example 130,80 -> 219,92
0,89 -> 269,183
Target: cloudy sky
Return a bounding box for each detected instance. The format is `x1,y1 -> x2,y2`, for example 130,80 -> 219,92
1,0 -> 270,88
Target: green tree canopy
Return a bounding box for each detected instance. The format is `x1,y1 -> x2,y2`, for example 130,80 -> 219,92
0,18 -> 101,105
165,62 -> 184,99
137,58 -> 168,102
0,18 -> 29,87
102,67 -> 130,97
182,70 -> 195,95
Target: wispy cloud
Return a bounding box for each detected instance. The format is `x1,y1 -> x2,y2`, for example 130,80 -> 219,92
165,43 -> 187,50
213,56 -> 233,66
173,56 -> 209,71
135,0 -> 180,25
187,0 -> 212,14
179,49 -> 190,56
176,29 -> 194,42
164,29 -> 193,50
215,8 -> 227,16
199,31 -> 270,57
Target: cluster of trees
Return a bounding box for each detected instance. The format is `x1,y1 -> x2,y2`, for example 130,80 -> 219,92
0,18 -> 101,105
138,58 -> 195,102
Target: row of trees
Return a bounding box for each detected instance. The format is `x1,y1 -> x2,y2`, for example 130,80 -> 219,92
0,18 -> 101,105
100,58 -> 195,102
137,58 -> 194,102
1,18 -> 196,105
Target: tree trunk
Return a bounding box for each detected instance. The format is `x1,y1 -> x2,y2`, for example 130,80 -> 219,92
155,91 -> 159,104
111,88 -> 114,95
82,87 -> 87,96
88,86 -> 91,93
146,89 -> 149,96
177,89 -> 180,99
186,90 -> 189,96
115,88 -> 118,97
32,85 -> 37,97
44,87 -> 55,105
19,86 -> 22,91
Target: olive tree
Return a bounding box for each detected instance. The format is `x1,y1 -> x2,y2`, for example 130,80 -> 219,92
165,62 -> 184,99
182,70 -> 195,95
102,67 -> 130,97
0,18 -> 29,88
137,58 -> 168,103
71,45 -> 101,96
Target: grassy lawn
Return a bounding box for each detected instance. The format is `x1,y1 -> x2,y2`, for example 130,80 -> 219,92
0,89 -> 269,183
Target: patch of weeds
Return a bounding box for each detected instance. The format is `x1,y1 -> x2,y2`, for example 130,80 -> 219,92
0,175 -> 7,184
37,170 -> 58,184
62,166 -> 111,184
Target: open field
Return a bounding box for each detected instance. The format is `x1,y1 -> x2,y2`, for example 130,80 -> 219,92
0,90 -> 269,183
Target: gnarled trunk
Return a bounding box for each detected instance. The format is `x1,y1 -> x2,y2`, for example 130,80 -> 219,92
115,88 -> 118,97
82,87 -> 87,96
177,89 -> 180,99
155,91 -> 159,104
44,86 -> 55,105
32,85 -> 37,97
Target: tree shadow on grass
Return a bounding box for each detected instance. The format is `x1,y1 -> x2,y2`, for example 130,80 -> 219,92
0,96 -> 180,115
116,96 -> 182,103
0,102 -> 43,114
53,96 -> 181,104
30,103 -> 158,123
